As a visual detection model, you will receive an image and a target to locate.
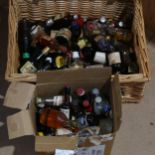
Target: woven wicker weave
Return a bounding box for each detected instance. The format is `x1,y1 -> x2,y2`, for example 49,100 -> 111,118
6,0 -> 151,103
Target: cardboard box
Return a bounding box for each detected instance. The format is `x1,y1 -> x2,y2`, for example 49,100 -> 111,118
4,68 -> 122,154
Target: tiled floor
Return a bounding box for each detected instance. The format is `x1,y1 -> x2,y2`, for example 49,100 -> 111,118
0,1 -> 155,155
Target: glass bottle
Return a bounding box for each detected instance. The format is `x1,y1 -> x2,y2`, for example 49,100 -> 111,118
48,13 -> 72,30
91,88 -> 100,97
128,48 -> 139,74
115,28 -> 132,43
69,51 -> 84,69
39,108 -> 68,129
94,96 -> 111,116
36,95 -> 64,107
56,28 -> 71,53
60,86 -> 72,119
108,47 -> 122,73
94,35 -> 111,52
41,56 -> 53,71
18,19 -> 31,66
82,100 -> 93,113
70,20 -> 82,42
82,46 -> 95,64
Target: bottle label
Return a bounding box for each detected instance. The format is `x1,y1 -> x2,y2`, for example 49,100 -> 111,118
20,61 -> 37,73
55,56 -> 65,68
53,96 -> 64,106
108,52 -> 121,65
60,108 -> 70,119
94,52 -> 106,64
45,96 -> 64,106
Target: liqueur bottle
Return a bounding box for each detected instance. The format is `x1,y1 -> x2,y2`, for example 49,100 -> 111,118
39,108 -> 68,129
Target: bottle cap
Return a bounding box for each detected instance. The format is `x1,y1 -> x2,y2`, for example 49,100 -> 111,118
76,88 -> 85,97
23,52 -> 30,59
118,21 -> 124,27
92,88 -> 100,96
100,16 -> 107,23
94,51 -> 106,64
72,51 -> 80,59
95,96 -> 102,103
46,18 -> 54,27
73,14 -> 79,20
83,100 -> 90,108
55,56 -> 65,68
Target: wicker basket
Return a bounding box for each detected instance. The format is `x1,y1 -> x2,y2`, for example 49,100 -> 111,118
6,0 -> 151,103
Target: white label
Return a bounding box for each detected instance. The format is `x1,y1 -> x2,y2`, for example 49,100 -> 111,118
20,61 -> 37,73
94,52 -> 106,64
76,145 -> 105,155
55,149 -> 75,155
60,108 -> 70,119
108,52 -> 121,65
53,96 -> 64,106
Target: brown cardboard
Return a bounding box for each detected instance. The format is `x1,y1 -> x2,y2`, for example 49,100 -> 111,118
37,68 -> 112,84
7,110 -> 35,139
111,75 -> 122,131
5,68 -> 122,154
35,136 -> 78,152
4,82 -> 35,109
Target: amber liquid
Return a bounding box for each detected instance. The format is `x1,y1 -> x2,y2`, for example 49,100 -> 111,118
40,108 -> 68,129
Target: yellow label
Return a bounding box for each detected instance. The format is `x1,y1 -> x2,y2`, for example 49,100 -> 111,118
37,132 -> 44,136
55,56 -> 65,68
78,39 -> 87,49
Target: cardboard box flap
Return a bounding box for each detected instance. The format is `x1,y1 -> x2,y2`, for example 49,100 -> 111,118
4,82 -> 35,110
7,110 -> 35,139
111,75 -> 122,132
37,68 -> 112,84
35,136 -> 78,152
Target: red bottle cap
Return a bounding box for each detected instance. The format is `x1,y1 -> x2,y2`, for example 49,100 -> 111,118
83,100 -> 90,108
75,88 -> 85,97
76,16 -> 84,27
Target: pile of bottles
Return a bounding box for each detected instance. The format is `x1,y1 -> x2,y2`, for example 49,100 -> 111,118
18,13 -> 139,74
36,87 -> 113,137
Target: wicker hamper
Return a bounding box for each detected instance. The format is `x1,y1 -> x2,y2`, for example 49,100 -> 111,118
6,0 -> 151,103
